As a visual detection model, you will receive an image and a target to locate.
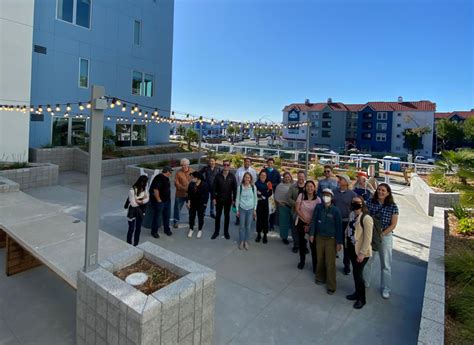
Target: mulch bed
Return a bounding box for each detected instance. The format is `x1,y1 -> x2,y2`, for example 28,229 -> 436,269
114,258 -> 180,295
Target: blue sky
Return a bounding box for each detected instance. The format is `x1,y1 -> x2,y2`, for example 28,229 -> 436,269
172,0 -> 473,122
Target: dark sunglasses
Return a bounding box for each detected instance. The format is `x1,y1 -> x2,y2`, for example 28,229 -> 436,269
223,163 -> 230,166
324,170 -> 331,173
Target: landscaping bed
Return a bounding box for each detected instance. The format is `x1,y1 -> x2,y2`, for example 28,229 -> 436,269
114,257 -> 180,295
139,158 -> 199,170
0,162 -> 29,170
445,210 -> 474,344
102,145 -> 192,160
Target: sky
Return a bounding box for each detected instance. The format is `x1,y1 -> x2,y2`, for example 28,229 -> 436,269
171,0 -> 473,122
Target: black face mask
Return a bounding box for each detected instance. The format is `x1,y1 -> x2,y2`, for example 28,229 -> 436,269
351,202 -> 362,211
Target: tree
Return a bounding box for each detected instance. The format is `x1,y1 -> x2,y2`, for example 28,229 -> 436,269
403,126 -> 431,157
436,149 -> 474,185
436,119 -> 464,150
184,128 -> 198,150
177,125 -> 186,136
463,117 -> 474,142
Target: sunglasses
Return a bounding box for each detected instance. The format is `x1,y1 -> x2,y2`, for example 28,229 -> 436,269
223,163 -> 230,166
324,170 -> 331,173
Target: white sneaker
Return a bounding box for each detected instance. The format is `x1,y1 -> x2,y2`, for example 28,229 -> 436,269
197,230 -> 202,239
382,290 -> 390,299
187,229 -> 194,238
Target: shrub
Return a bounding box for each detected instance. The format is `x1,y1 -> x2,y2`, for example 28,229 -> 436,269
309,164 -> 324,180
452,203 -> 469,220
230,153 -> 244,168
447,287 -> 474,342
459,218 -> 474,235
445,247 -> 474,287
346,167 -> 357,180
427,170 -> 459,192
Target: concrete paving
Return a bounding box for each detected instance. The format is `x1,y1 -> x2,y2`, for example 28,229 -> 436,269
0,171 -> 433,345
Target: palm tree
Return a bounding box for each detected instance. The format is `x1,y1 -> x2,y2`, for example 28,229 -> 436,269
436,149 -> 474,185
184,128 -> 199,150
177,125 -> 186,136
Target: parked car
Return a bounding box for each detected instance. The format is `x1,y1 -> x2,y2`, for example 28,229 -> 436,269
414,156 -> 435,165
169,134 -> 184,140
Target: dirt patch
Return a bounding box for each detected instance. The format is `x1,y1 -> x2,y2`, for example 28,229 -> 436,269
114,258 -> 180,295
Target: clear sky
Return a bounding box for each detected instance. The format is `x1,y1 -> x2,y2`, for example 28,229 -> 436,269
172,0 -> 473,122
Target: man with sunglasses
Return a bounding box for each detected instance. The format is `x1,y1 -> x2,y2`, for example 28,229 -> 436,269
317,165 -> 339,198
211,160 -> 237,240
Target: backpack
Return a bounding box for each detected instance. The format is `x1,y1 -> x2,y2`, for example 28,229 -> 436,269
360,212 -> 382,251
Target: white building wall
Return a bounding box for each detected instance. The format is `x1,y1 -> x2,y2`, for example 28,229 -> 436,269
391,111 -> 434,156
0,0 -> 35,162
282,110 -> 308,149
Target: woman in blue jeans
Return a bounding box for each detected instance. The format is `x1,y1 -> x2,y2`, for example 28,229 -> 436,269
235,172 -> 257,250
364,183 -> 399,299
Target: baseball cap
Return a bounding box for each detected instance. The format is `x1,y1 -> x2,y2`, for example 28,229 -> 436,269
357,171 -> 368,178
322,188 -> 334,197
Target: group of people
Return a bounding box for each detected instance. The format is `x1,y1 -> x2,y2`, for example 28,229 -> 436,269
125,157 -> 399,309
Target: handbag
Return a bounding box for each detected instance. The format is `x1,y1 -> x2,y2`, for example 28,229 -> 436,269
268,194 -> 276,215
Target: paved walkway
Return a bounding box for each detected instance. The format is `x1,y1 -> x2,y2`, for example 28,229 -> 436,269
0,172 -> 433,345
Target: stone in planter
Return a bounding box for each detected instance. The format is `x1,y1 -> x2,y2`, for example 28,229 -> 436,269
77,243 -> 216,345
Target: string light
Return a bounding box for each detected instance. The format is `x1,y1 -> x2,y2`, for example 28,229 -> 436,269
66,103 -> 71,111
121,104 -> 127,112
46,105 -> 52,112
79,103 -> 84,111
86,102 -> 91,109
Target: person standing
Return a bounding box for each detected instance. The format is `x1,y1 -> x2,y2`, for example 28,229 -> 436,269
333,174 -> 357,275
235,172 -> 257,250
274,172 -> 294,245
200,157 -> 221,218
234,157 -> 257,225
309,188 -> 343,295
265,157 -> 281,231
255,170 -> 272,244
353,171 -> 375,201
211,160 -> 237,240
186,172 -> 209,239
149,166 -> 173,238
126,175 -> 149,246
317,165 -> 338,198
173,158 -> 193,228
345,195 -> 373,309
287,170 -> 307,253
364,183 -> 399,299
295,180 -> 321,270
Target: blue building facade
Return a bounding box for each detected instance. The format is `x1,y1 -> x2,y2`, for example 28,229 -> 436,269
356,104 -> 392,152
29,0 -> 174,148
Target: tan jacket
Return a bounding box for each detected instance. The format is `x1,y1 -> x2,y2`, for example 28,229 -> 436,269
174,168 -> 193,198
345,211 -> 373,257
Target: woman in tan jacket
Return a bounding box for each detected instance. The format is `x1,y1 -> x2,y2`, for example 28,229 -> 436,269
345,195 -> 373,309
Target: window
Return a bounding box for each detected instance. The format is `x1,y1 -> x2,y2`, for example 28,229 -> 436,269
132,70 -> 154,97
398,113 -> 402,117
376,133 -> 387,142
322,121 -> 331,129
34,45 -> 47,54
134,20 -> 141,45
363,112 -> 373,119
376,122 -> 387,131
52,118 -> 69,146
362,132 -> 372,140
79,58 -> 89,88
57,0 -> 91,29
377,112 -> 388,120
311,121 -> 319,127
362,122 -> 373,130
322,131 -> 331,138
71,118 -> 87,145
397,123 -> 401,127
322,112 -> 331,119
396,134 -> 401,138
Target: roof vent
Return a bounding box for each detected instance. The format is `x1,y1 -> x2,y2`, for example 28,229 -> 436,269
327,98 -> 332,104
305,99 -> 311,105
398,96 -> 403,103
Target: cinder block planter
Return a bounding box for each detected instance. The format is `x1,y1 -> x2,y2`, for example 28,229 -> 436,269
0,176 -> 20,193
410,174 -> 460,216
77,242 -> 216,345
0,163 -> 58,190
418,207 -> 445,345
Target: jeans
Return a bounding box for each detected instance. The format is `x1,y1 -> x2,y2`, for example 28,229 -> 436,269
256,199 -> 269,234
348,239 -> 369,303
127,216 -> 143,246
189,205 -> 205,230
214,200 -> 232,235
278,205 -> 292,240
364,233 -> 393,293
151,200 -> 171,235
239,207 -> 253,242
173,196 -> 187,224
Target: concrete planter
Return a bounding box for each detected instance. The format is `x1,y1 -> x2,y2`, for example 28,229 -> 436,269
410,174 -> 460,216
0,176 -> 20,193
418,207 -> 445,345
29,147 -> 76,171
77,242 -> 216,345
0,163 -> 58,190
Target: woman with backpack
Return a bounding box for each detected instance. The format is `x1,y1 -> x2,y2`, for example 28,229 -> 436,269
235,172 -> 258,250
345,195 -> 373,309
255,170 -> 272,244
364,183 -> 399,299
186,172 -> 209,239
126,175 -> 149,246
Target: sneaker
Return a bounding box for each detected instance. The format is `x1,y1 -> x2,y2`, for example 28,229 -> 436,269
173,223 -> 179,229
197,230 -> 202,239
344,267 -> 351,275
238,242 -> 244,250
297,262 -> 305,270
262,235 -> 268,244
346,293 -> 358,301
244,242 -> 249,250
353,300 -> 366,309
211,232 -> 219,240
315,279 -> 325,285
255,234 -> 261,243
282,239 -> 290,245
151,233 -> 160,239
224,233 -> 230,240
187,229 -> 194,238
164,230 -> 172,236
382,290 -> 390,299
327,290 -> 335,295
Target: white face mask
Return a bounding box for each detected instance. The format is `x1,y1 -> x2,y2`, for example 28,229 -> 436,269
323,196 -> 332,204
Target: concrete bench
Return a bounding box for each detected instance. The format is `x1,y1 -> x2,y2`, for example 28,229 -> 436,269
0,191 -> 130,288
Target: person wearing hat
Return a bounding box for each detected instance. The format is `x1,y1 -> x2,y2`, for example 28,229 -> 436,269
353,171 -> 375,201
333,173 -> 357,275
186,171 -> 209,239
149,166 -> 173,238
309,188 -> 343,295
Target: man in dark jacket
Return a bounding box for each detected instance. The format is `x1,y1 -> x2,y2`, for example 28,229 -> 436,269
211,160 -> 237,240
149,166 -> 173,238
200,157 -> 221,218
265,157 -> 281,231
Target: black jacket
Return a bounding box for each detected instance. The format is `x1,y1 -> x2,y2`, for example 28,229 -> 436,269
212,172 -> 237,203
187,181 -> 210,208
200,165 -> 221,190
149,173 -> 171,203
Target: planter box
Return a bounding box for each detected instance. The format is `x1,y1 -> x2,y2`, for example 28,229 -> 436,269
29,147 -> 76,171
0,163 -> 58,190
418,207 -> 445,345
410,174 -> 460,216
77,242 -> 216,345
125,163 -> 203,186
0,176 -> 20,193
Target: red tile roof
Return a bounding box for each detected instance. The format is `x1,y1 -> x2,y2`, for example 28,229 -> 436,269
283,100 -> 436,112
435,110 -> 474,120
